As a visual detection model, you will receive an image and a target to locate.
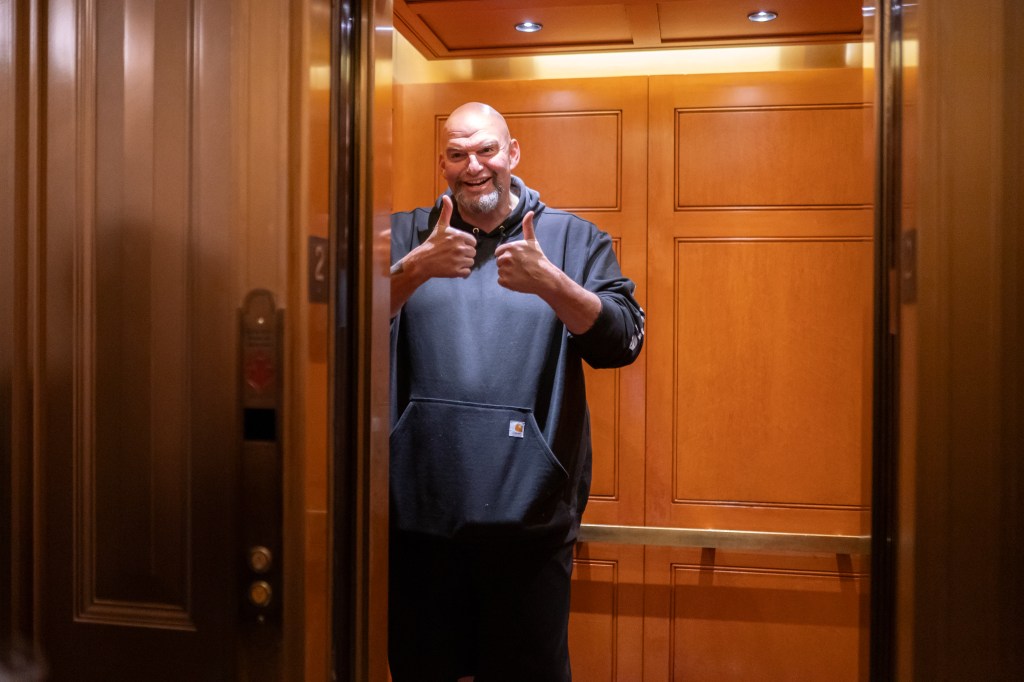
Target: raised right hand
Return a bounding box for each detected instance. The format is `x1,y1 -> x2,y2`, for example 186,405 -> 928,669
411,195 -> 477,279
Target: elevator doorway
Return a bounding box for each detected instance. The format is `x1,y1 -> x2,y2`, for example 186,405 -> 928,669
384,5 -> 883,681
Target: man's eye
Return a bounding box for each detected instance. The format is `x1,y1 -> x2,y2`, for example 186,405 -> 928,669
448,152 -> 466,161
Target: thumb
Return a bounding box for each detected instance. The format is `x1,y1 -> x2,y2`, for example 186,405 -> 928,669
521,211 -> 536,242
432,195 -> 453,238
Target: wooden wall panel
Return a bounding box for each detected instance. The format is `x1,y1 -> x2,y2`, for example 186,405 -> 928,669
395,78 -> 647,526
647,69 -> 873,537
570,543 -> 645,681
643,69 -> 872,679
87,0 -> 194,625
675,105 -> 872,208
671,241 -> 870,504
643,547 -> 868,682
649,238 -> 873,534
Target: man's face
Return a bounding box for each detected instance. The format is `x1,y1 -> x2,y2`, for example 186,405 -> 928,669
440,111 -> 520,218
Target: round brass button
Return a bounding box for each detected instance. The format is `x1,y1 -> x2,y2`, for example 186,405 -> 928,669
248,546 -> 273,574
248,580 -> 273,607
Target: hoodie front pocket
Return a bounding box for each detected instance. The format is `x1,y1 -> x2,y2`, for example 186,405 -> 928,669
390,398 -> 568,539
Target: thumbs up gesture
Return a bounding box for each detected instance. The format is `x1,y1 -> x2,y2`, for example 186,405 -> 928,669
414,195 -> 477,279
495,211 -> 556,295
495,210 -> 604,333
390,195 -> 479,317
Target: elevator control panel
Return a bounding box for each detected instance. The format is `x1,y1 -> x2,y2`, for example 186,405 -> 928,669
240,290 -> 283,626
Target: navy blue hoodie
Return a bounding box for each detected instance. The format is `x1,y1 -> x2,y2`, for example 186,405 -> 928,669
390,177 -> 644,544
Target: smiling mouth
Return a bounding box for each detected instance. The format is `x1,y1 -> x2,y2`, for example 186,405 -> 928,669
462,177 -> 491,189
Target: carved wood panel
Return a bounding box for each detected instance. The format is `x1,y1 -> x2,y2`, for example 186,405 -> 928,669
570,543 -> 645,681
38,0 -> 254,677
87,0 -> 193,624
643,547 -> 869,681
647,69 -> 873,538
674,105 -> 873,208
646,237 -> 873,535
643,69 -> 873,679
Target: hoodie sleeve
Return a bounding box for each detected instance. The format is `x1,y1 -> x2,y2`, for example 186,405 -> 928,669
568,228 -> 645,369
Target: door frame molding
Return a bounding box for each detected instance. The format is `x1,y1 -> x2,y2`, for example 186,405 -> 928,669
897,0 -> 1024,677
328,0 -> 392,680
870,2 -> 901,679
1,0 -> 42,658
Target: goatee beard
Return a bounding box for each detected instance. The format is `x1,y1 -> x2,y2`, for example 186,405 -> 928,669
457,182 -> 503,215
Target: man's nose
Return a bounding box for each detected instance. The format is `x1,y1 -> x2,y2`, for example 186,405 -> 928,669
466,153 -> 485,171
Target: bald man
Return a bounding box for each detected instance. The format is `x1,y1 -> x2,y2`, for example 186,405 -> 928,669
388,103 -> 644,681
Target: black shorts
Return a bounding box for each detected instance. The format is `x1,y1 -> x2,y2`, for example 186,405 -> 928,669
388,531 -> 575,682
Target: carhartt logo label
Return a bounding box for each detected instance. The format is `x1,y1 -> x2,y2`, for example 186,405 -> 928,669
509,420 -> 525,438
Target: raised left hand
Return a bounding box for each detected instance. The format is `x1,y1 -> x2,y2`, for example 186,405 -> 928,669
495,211 -> 557,295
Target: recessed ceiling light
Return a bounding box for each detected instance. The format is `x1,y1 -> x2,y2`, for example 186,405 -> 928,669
747,10 -> 778,22
515,21 -> 543,33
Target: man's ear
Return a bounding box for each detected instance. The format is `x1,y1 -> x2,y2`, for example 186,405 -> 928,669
508,138 -> 521,170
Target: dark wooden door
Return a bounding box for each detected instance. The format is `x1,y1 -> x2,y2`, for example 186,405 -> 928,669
33,0 -> 283,678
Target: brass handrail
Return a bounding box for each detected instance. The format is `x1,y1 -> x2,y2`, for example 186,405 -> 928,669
578,523 -> 870,555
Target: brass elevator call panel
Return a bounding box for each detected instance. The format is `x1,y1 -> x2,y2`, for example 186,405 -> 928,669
240,290 -> 283,626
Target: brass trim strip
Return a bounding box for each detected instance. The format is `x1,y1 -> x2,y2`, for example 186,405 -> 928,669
578,524 -> 870,555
